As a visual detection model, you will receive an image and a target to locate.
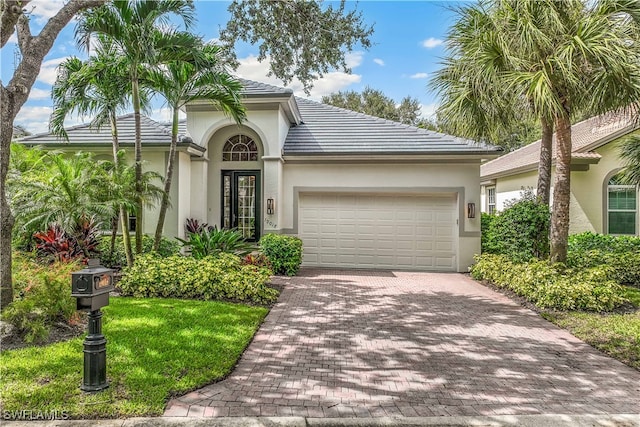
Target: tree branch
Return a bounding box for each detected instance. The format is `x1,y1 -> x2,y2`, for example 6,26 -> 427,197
0,0 -> 32,48
15,12 -> 31,52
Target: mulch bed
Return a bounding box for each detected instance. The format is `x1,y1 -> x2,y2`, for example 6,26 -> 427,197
1,320 -> 87,352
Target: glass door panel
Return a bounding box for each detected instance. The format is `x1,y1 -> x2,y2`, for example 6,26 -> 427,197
221,171 -> 260,241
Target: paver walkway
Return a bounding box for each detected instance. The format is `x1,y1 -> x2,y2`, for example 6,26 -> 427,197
164,269 -> 640,418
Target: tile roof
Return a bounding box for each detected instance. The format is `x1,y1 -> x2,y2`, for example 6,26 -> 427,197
237,78 -> 293,97
18,114 -> 192,147
284,97 -> 501,156
481,111 -> 638,179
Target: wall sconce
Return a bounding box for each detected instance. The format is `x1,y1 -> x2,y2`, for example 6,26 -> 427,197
467,203 -> 476,219
266,198 -> 275,215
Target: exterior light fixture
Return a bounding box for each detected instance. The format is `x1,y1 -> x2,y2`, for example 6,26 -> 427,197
467,202 -> 476,219
266,198 -> 275,215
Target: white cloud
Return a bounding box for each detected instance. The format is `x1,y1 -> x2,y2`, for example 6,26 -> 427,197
373,58 -> 385,66
344,51 -> 364,69
235,54 -> 361,100
14,106 -> 53,134
410,72 -> 429,79
37,56 -> 70,85
28,88 -> 51,101
419,103 -> 438,119
150,107 -> 186,124
28,0 -> 65,25
421,37 -> 443,49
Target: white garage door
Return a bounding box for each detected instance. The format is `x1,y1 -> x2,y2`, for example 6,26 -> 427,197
299,193 -> 457,271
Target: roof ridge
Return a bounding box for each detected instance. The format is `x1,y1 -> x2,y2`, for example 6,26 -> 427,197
237,77 -> 293,94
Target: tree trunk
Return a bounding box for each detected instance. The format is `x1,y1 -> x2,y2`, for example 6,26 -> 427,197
120,207 -> 133,267
131,76 -> 143,254
0,0 -> 108,311
550,114 -> 572,263
108,111 -> 119,258
1,87 -> 16,310
537,117 -> 553,206
153,108 -> 179,251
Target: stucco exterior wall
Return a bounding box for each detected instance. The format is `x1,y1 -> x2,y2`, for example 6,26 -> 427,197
484,135 -> 636,235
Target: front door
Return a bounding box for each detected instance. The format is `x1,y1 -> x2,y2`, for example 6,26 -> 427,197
221,171 -> 260,241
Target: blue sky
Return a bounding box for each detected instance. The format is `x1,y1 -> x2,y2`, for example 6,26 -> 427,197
2,1 -> 467,134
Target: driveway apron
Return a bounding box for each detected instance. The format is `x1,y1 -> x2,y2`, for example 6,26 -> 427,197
164,269 -> 640,418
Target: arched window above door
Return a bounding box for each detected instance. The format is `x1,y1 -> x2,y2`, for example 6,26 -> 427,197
607,172 -> 638,235
222,135 -> 258,161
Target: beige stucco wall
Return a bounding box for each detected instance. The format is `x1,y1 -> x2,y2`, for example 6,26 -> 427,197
485,135 -> 636,235
281,162 -> 482,272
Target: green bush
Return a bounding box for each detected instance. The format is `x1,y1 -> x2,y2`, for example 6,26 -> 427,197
567,232 -> 640,285
568,231 -> 640,253
177,226 -> 254,259
259,234 -> 303,276
481,191 -> 550,262
118,253 -> 278,305
470,254 -> 627,311
4,254 -> 81,342
97,235 -> 180,268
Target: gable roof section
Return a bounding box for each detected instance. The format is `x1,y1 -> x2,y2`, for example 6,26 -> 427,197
237,78 -> 293,98
18,113 -> 198,151
284,98 -> 501,156
481,111 -> 638,179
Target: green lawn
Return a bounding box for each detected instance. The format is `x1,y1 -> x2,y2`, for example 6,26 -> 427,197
542,286 -> 640,371
0,297 -> 268,418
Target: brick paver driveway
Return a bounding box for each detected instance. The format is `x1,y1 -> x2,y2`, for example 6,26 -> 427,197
165,269 -> 640,418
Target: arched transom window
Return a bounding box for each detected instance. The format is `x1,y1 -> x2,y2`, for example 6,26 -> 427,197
222,135 -> 258,161
607,172 -> 638,235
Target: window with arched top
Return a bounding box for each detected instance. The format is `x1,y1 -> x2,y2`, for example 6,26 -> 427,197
222,135 -> 258,161
607,172 -> 638,235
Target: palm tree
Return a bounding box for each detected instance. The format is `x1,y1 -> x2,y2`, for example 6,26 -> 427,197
143,39 -> 246,250
619,135 -> 640,186
97,151 -> 165,266
431,2 -> 555,206
76,0 -> 197,254
11,152 -> 114,236
50,38 -> 139,259
434,0 -> 640,262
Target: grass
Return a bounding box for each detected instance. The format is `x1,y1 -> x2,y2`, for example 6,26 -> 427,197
0,296 -> 268,418
542,286 -> 640,371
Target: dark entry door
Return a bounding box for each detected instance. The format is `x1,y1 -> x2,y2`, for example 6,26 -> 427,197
221,171 -> 260,241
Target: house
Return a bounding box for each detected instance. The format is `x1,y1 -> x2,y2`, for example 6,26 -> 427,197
19,79 -> 500,272
480,112 -> 639,236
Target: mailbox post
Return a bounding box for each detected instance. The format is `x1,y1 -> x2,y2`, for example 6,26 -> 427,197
71,259 -> 114,392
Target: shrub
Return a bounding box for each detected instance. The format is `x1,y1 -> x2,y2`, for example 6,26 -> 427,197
178,225 -> 254,259
118,253 -> 278,305
481,191 -> 550,262
4,254 -> 82,343
33,217 -> 100,263
470,254 -> 627,311
259,234 -> 303,276
97,235 -> 180,268
568,231 -> 640,253
242,253 -> 273,271
567,232 -> 640,285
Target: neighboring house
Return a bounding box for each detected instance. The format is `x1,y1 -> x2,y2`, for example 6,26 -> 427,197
481,112 -> 639,236
18,79 -> 500,272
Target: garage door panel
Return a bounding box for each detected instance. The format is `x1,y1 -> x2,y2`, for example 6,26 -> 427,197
299,193 -> 457,271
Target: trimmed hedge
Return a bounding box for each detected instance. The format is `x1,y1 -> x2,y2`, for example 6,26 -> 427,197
567,232 -> 640,285
470,254 -> 627,311
118,253 -> 278,305
97,235 -> 180,268
259,234 -> 303,276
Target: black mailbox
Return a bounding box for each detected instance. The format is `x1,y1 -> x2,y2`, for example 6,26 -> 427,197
71,260 -> 114,311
